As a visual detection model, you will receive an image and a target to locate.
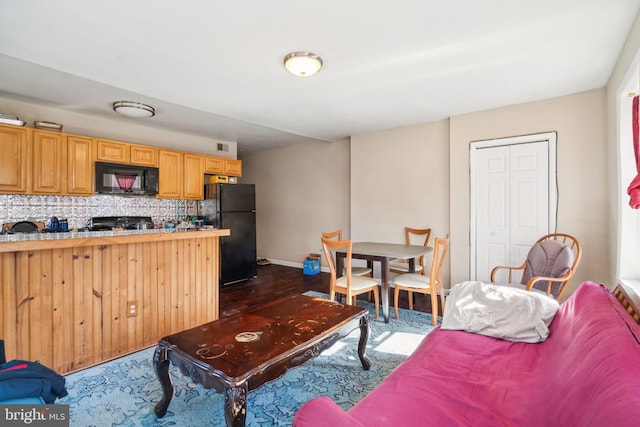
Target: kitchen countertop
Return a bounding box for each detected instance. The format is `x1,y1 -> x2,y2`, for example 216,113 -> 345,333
0,228 -> 230,253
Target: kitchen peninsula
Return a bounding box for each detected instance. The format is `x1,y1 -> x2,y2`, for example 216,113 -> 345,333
0,228 -> 229,375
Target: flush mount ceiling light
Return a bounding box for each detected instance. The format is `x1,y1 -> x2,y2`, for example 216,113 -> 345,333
283,52 -> 323,77
112,101 -> 155,118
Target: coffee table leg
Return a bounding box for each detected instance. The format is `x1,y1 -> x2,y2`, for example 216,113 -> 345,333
153,345 -> 173,418
358,315 -> 371,370
224,383 -> 248,427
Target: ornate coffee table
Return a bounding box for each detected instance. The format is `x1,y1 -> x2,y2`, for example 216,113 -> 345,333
153,294 -> 371,426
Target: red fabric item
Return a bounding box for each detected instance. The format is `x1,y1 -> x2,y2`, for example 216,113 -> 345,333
0,363 -> 28,373
628,173 -> 640,209
629,95 -> 640,209
293,283 -> 640,427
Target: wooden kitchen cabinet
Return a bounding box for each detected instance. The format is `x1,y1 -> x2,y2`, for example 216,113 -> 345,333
204,156 -> 242,177
158,149 -> 183,198
97,138 -> 158,167
0,124 -> 30,193
32,130 -> 66,194
183,153 -> 204,199
96,138 -> 130,163
67,135 -> 95,195
130,144 -> 158,167
204,156 -> 225,174
159,150 -> 204,200
225,159 -> 242,176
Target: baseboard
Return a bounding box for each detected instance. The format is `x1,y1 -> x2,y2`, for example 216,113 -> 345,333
262,258 -> 330,273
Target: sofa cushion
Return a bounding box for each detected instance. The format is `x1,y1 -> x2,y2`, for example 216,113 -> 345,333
440,281 -> 559,342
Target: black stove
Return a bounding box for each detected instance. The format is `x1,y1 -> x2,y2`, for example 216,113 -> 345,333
88,216 -> 154,231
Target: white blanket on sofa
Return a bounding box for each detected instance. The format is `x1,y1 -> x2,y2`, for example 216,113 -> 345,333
440,281 -> 560,343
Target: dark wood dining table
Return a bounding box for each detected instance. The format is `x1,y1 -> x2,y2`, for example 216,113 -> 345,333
336,242 -> 433,323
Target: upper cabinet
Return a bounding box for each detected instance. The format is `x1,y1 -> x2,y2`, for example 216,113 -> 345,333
0,125 -> 30,193
130,144 -> 158,167
97,139 -> 158,167
204,156 -> 224,174
96,139 -> 129,163
67,135 -> 94,195
158,150 -> 204,200
0,124 -> 239,199
225,159 -> 242,177
158,150 -> 183,199
183,153 -> 204,200
32,130 -> 66,194
204,156 -> 242,177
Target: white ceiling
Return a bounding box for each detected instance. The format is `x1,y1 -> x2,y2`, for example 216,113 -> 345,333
0,0 -> 638,155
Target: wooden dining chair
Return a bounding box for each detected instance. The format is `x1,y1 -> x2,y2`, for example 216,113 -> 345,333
322,230 -> 372,277
389,227 -> 432,275
393,235 -> 449,326
321,236 -> 379,319
489,233 -> 582,300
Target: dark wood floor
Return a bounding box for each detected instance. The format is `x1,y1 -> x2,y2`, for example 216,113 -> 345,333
219,264 -> 438,318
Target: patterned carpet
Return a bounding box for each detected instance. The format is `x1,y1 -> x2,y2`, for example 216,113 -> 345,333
60,293 -> 438,426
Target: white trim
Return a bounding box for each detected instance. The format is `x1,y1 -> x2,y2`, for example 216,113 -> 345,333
469,132 -> 558,280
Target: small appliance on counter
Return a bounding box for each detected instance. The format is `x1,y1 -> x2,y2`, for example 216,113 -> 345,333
88,216 -> 154,231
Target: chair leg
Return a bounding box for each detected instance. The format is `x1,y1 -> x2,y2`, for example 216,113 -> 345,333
372,287 -> 379,320
430,291 -> 438,326
408,290 -> 414,310
439,290 -> 446,317
394,286 -> 401,320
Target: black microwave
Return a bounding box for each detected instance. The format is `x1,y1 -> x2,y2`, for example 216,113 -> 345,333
95,162 -> 159,196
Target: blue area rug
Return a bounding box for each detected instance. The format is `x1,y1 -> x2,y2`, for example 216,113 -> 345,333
60,292 -> 438,426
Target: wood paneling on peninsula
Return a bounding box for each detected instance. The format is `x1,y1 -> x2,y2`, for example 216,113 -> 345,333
0,229 -> 228,374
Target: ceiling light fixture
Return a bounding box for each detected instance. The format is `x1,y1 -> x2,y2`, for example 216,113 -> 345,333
283,52 -> 323,77
112,101 -> 156,118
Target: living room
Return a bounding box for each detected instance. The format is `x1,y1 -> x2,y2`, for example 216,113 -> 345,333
1,2 -> 640,425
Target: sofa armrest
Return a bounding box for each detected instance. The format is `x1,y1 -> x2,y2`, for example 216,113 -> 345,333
293,397 -> 364,427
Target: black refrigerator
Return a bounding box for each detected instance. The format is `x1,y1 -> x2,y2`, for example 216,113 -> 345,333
200,183 -> 257,286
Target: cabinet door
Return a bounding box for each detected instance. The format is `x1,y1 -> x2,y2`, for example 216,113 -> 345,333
67,135 -> 95,195
130,144 -> 158,166
96,139 -> 130,163
32,130 -> 66,194
225,159 -> 242,177
183,154 -> 204,200
158,150 -> 183,198
204,156 -> 225,174
0,125 -> 30,193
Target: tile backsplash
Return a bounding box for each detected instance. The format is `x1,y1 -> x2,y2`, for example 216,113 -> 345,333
0,194 -> 198,230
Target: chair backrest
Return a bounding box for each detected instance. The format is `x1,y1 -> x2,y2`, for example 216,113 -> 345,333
404,227 -> 431,271
429,235 -> 449,289
404,227 -> 431,247
322,230 -> 343,240
321,236 -> 353,286
523,233 -> 581,299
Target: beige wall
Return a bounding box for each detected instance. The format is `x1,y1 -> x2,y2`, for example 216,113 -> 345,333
240,139 -> 350,267
245,90 -> 609,298
350,120 -> 450,283
449,89 -> 609,295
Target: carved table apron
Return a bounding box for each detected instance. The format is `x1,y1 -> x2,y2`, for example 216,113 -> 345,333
153,293 -> 371,426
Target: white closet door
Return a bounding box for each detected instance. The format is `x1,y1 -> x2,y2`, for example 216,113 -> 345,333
470,133 -> 556,282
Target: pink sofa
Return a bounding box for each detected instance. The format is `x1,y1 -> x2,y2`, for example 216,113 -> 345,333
293,282 -> 640,426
